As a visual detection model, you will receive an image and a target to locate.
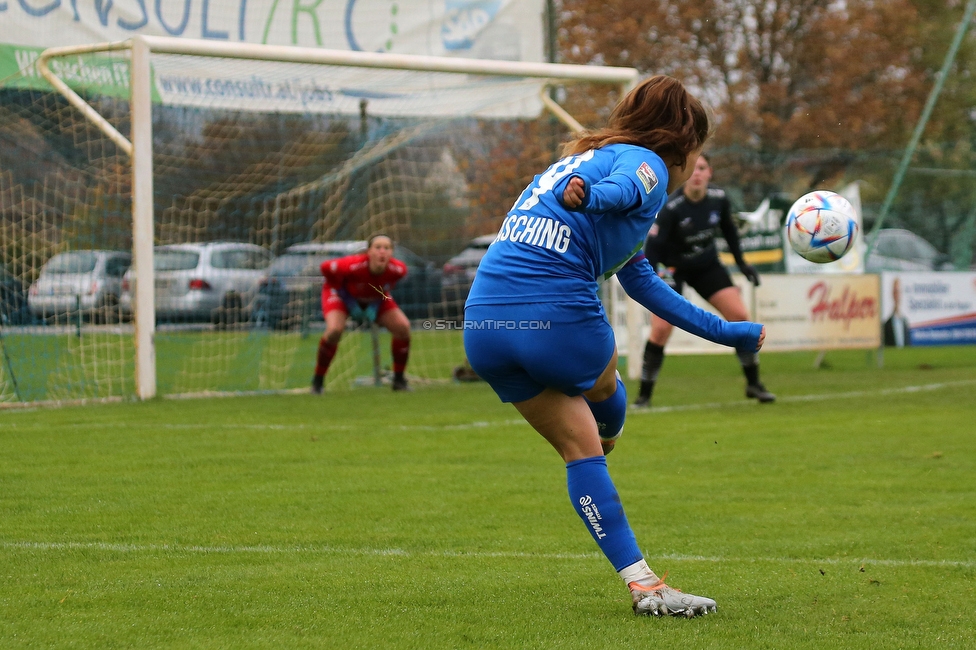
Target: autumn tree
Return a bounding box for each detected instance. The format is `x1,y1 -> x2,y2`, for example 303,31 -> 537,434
557,0 -> 976,256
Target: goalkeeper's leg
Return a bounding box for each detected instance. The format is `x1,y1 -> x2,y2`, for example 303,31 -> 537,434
311,309 -> 347,394
377,305 -> 411,391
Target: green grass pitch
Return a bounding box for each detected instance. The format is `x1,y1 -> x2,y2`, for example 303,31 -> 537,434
2,347 -> 975,648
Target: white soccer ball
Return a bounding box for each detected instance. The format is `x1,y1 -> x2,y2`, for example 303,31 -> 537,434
786,191 -> 859,263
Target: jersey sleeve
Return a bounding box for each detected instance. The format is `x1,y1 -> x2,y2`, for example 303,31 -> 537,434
718,195 -> 746,267
321,256 -> 349,289
643,203 -> 674,269
387,258 -> 408,287
616,254 -> 763,352
557,150 -> 668,215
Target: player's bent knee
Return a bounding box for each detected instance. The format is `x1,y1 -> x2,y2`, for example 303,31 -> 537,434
649,319 -> 673,345
585,375 -> 627,447
719,303 -> 750,322
585,372 -> 618,402
387,323 -> 410,339
391,323 -> 410,339
709,287 -> 748,321
379,310 -> 411,339
585,353 -> 619,402
649,328 -> 672,347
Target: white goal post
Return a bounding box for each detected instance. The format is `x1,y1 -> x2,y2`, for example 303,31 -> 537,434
33,35 -> 638,401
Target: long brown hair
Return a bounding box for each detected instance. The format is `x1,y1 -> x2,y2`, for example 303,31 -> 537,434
563,75 -> 710,170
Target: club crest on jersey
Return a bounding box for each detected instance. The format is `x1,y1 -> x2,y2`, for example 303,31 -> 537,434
635,162 -> 658,194
709,211 -> 720,224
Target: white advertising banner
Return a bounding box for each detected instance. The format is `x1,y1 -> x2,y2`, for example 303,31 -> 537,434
755,274 -> 880,351
610,275 -> 756,378
880,272 -> 976,347
658,275 -> 755,355
613,273 -> 881,371
1,0 -> 547,116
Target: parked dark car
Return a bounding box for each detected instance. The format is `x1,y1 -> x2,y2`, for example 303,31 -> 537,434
442,234 -> 494,315
0,267 -> 31,326
252,241 -> 441,329
391,246 -> 443,320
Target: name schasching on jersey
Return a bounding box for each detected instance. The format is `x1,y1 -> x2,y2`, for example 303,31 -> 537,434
494,214 -> 573,253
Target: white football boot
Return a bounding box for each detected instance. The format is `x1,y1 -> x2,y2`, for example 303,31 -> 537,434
629,577 -> 717,618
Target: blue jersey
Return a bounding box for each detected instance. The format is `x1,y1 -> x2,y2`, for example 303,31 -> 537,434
467,144 -> 669,306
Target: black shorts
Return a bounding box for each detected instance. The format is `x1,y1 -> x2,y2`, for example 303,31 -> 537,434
669,258 -> 734,301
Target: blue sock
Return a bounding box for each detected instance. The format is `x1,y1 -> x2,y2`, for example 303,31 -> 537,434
584,376 -> 627,440
566,456 -> 643,571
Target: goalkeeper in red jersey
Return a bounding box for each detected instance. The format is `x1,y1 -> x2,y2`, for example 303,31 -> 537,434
311,234 -> 412,393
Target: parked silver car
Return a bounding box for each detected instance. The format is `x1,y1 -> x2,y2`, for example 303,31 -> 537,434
865,229 -> 954,272
28,250 -> 131,323
121,242 -> 272,324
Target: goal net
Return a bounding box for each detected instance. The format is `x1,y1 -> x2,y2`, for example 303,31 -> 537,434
0,36 -> 634,404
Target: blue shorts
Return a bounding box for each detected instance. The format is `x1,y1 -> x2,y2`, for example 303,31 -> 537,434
463,300 -> 616,403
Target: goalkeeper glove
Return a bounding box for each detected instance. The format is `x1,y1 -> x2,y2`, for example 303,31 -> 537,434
738,262 -> 760,287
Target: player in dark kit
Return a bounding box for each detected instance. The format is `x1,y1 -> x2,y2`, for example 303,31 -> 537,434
311,234 -> 412,393
634,153 -> 775,407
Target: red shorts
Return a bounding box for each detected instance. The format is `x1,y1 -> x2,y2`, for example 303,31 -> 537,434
322,288 -> 399,320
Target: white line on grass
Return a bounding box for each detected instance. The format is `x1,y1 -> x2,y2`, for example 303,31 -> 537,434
2,379 -> 972,433
0,421 -> 355,432
4,541 -> 974,569
397,418 -> 528,431
629,378 -> 976,415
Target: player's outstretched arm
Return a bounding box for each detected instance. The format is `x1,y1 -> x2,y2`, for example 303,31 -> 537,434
718,203 -> 761,287
617,255 -> 763,352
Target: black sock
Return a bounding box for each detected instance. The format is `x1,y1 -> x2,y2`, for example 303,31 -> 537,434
737,349 -> 760,385
638,380 -> 655,400
641,342 -> 665,383
394,371 -> 405,382
742,363 -> 760,386
637,342 -> 664,400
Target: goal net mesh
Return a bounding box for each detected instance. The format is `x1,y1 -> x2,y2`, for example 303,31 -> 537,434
0,47 -> 597,403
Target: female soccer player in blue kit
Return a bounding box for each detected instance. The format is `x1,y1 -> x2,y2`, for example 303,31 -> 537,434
463,76 -> 766,617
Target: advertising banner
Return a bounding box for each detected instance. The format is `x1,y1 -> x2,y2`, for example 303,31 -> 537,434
880,272 -> 976,346
609,275 -> 755,365
658,275 -> 755,355
754,274 -> 880,351
717,230 -> 785,273
612,273 -> 881,373
1,0 -> 546,116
